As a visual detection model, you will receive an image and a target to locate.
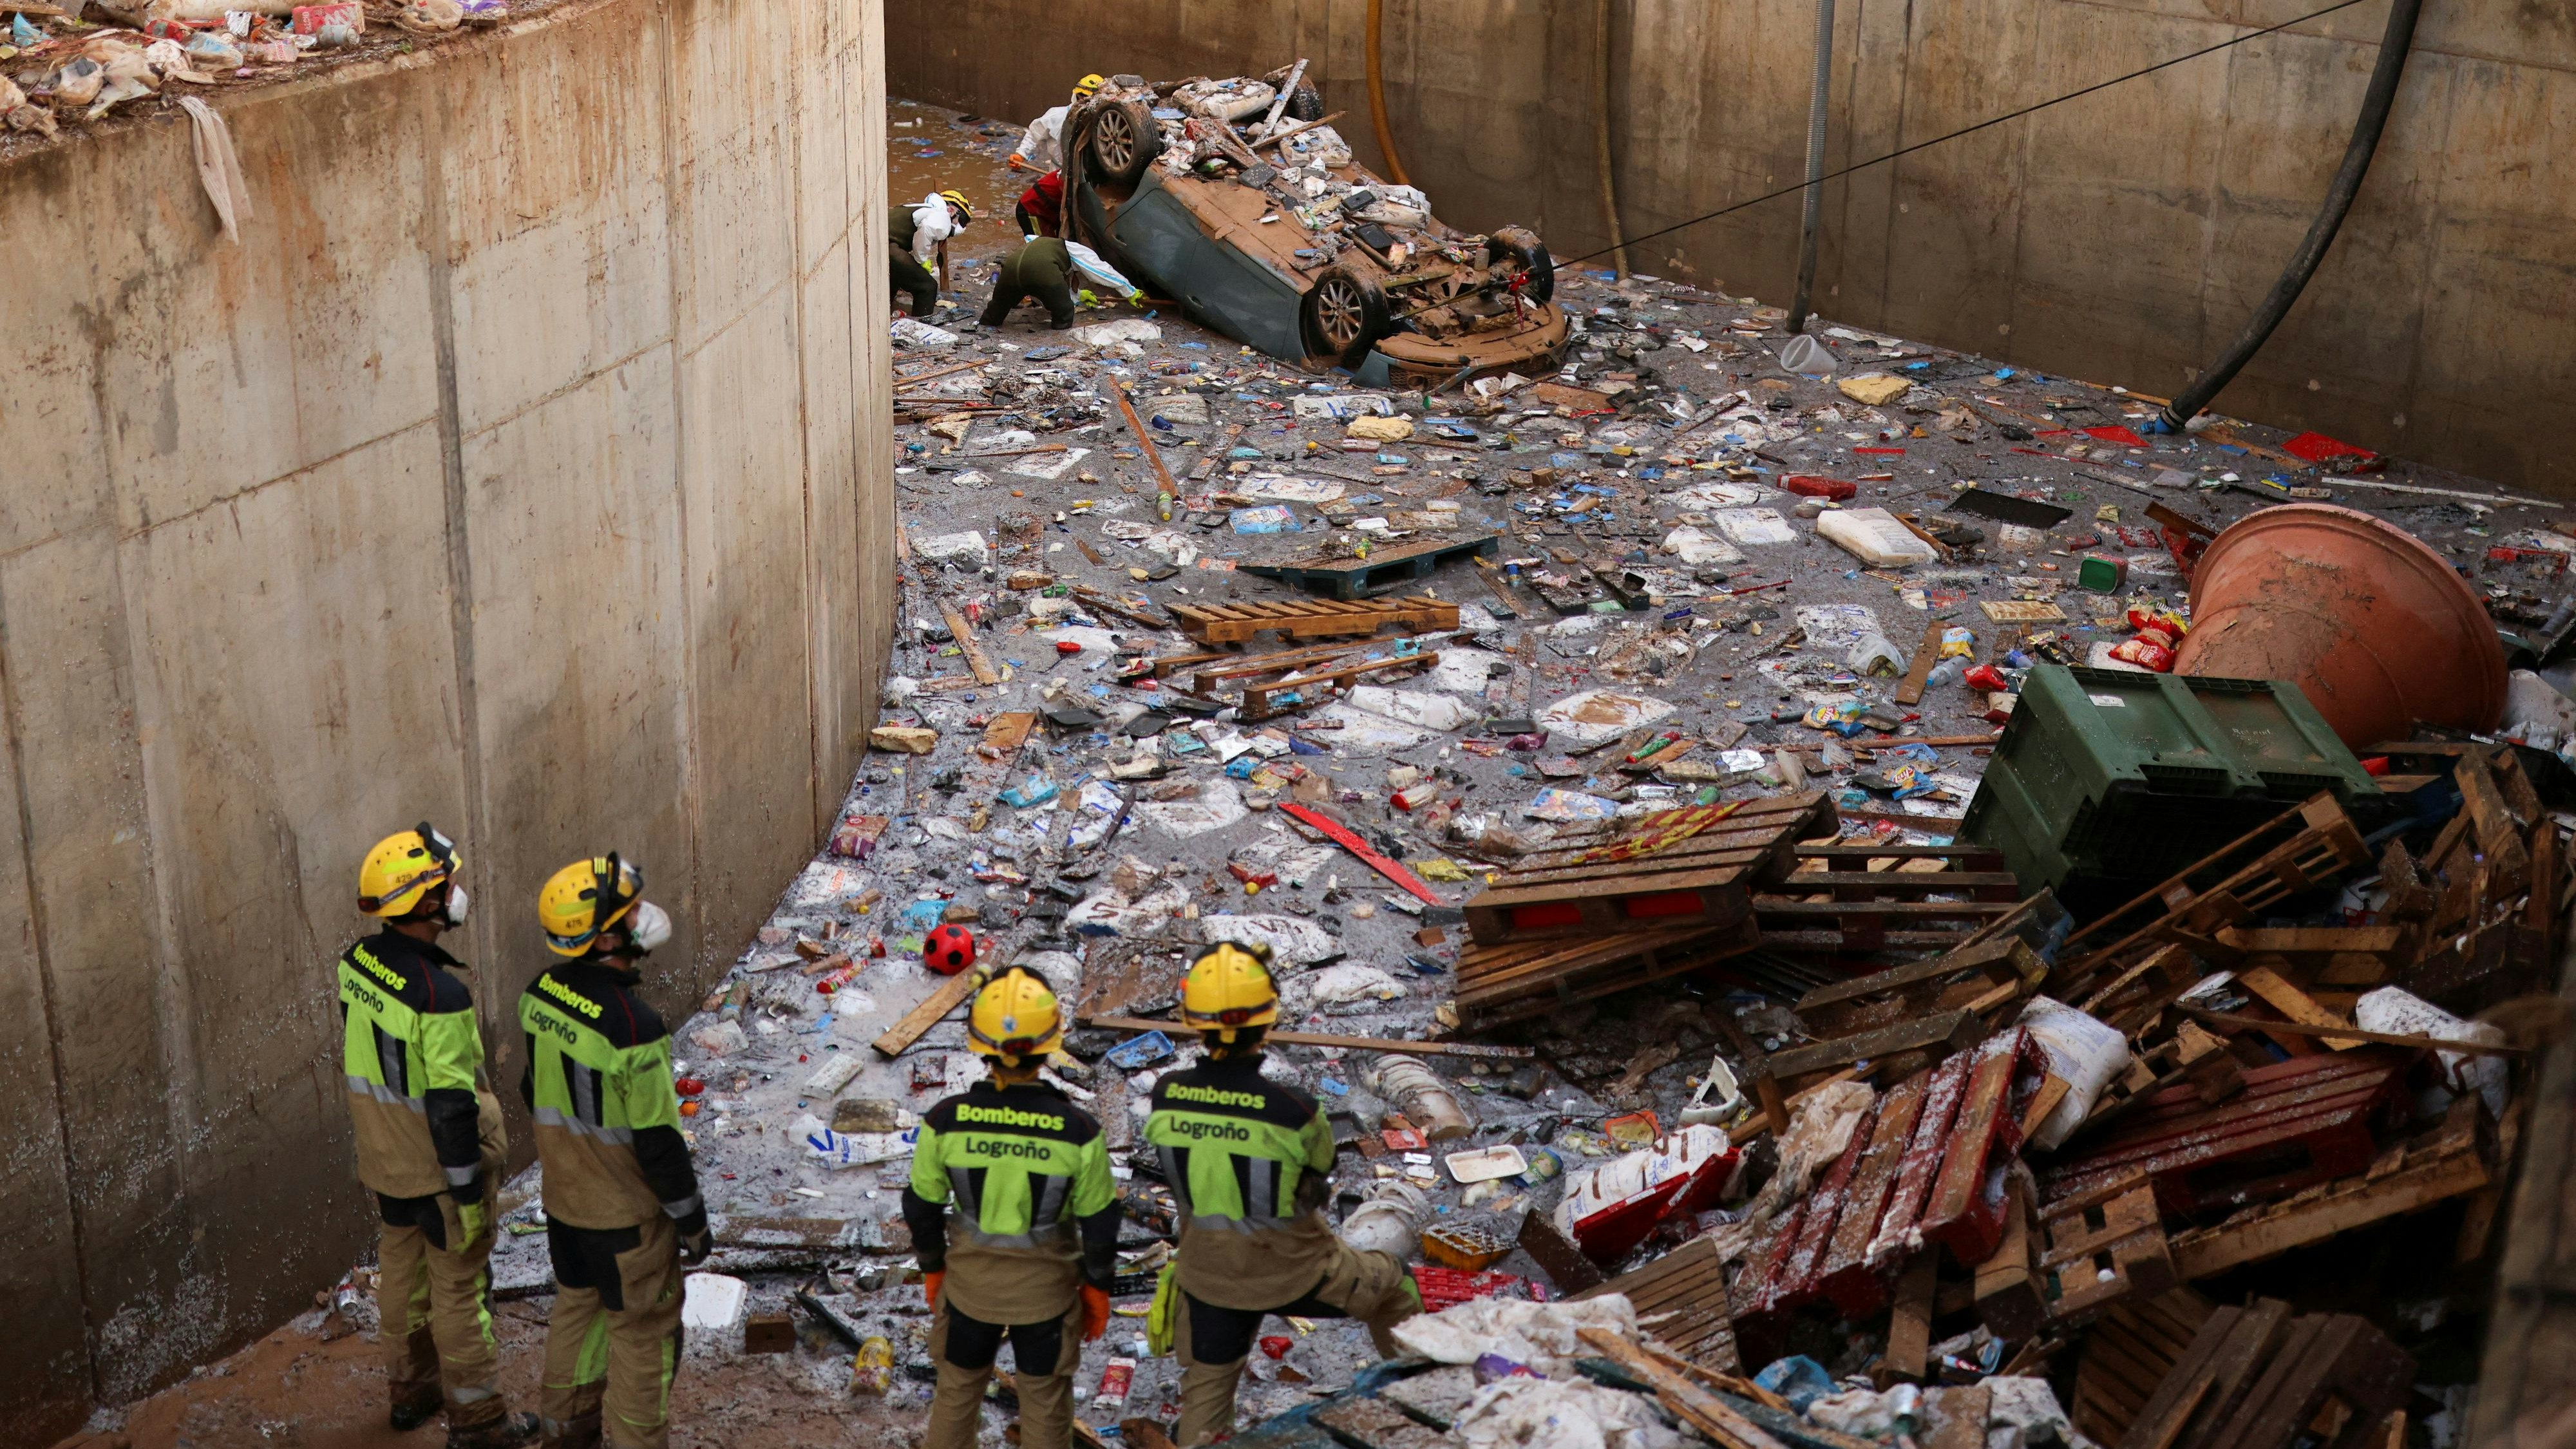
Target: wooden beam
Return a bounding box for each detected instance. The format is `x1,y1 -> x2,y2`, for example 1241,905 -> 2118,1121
873,969 -> 983,1057
1577,1329 -> 1792,1449
1759,1009 -> 1986,1082
1079,1014 -> 1535,1059
2181,1008 -> 2524,1057
941,602 -> 1001,686
2235,965 -> 2365,1050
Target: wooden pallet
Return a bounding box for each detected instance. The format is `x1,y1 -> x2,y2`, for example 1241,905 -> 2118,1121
2073,1289 -> 2217,1446
2118,1302 -> 2411,1449
1166,594 -> 1461,644
2055,794 -> 2369,1002
2167,1096 -> 2490,1280
2039,1180 -> 2177,1323
1239,531 -> 1502,599
1241,651 -> 1440,723
1572,1236 -> 1741,1372
2042,1049 -> 2412,1216
1754,842 -> 2023,954
1451,918 -> 1763,1030
1462,792 -> 1834,947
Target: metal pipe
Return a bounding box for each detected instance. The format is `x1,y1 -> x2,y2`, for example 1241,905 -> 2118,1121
2158,0 -> 2423,431
1366,0 -> 1411,185
1595,0 -> 1631,279
1788,0 -> 1835,334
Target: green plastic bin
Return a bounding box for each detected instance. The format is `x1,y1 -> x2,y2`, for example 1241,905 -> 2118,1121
1960,664 -> 2377,897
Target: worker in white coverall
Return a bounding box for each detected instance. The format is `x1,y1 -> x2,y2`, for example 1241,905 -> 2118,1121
1009,73 -> 1104,173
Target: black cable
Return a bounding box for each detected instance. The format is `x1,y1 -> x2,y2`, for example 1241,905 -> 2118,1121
1554,0 -> 2374,270
2158,0 -> 2421,430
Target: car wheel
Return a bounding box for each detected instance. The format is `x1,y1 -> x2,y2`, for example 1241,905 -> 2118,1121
1300,267 -> 1392,367
1086,100 -> 1160,187
1284,82 -> 1325,124
1486,226 -> 1555,305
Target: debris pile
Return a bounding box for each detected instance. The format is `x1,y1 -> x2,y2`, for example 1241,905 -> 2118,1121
216,91 -> 2570,1449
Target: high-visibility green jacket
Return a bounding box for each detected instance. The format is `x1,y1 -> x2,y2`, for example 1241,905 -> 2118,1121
1144,1052 -> 1341,1309
337,929 -> 487,1201
902,1079 -> 1120,1323
516,960 -> 703,1233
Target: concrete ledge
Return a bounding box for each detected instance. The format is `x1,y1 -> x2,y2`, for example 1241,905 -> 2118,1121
0,0 -> 892,1439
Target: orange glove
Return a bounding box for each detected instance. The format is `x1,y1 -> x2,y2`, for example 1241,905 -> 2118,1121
922,1271 -> 944,1311
1080,1284 -> 1111,1341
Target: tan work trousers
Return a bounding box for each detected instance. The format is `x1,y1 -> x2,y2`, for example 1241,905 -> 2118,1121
379,1197 -> 506,1430
1175,1242 -> 1418,1448
542,1213 -> 683,1449
927,1290 -> 1090,1449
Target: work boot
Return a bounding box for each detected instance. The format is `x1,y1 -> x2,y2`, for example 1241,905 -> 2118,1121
447,1411 -> 540,1449
1049,316 -> 1076,330
391,1385 -> 445,1432
538,1412 -> 602,1449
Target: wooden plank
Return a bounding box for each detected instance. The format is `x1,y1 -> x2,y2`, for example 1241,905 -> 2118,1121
2181,1007 -> 2523,1056
941,602 -> 1002,686
1894,620 -> 1948,706
1975,1179 -> 2047,1340
1079,1014 -> 1533,1058
1578,1328 -> 1792,1449
1817,1074 -> 1934,1315
1799,937 -> 2038,1014
1757,1010 -> 1986,1083
1882,1253 -> 1940,1385
873,969 -> 982,1057
2236,965 -> 2365,1050
1866,1050 -> 1976,1264
1112,384 -> 1182,497
1778,1103 -> 1880,1303
1920,1028 -> 2032,1262
981,710 -> 1037,753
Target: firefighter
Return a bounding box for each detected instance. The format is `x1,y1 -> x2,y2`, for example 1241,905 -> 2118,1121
518,855 -> 708,1449
902,966 -> 1120,1449
980,234 -> 1144,331
891,189 -> 974,317
1008,73 -> 1104,175
1014,168 -> 1065,239
1146,944 -> 1424,1446
337,824 -> 535,1446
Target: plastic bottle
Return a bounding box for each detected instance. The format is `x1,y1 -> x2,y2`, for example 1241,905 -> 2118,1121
1368,1057 -> 1474,1141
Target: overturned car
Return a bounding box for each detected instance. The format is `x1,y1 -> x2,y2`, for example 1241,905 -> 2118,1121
1062,68 -> 1568,386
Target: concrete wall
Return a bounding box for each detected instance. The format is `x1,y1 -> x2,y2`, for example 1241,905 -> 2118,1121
887,0 -> 2576,496
0,0 -> 893,1437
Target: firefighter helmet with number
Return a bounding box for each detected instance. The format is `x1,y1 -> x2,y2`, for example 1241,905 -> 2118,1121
967,967 -> 1063,1067
358,823 -> 461,919
1072,73 -> 1106,99
1180,942 -> 1278,1043
539,854 -> 647,957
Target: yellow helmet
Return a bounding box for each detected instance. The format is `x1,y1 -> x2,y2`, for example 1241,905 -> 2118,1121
538,853 -> 644,958
939,189 -> 974,223
967,966 -> 1063,1066
358,822 -> 460,918
1180,943 -> 1278,1044
1072,73 -> 1105,99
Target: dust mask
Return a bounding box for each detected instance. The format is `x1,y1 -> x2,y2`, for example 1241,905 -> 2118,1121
442,885 -> 471,927
628,901 -> 672,955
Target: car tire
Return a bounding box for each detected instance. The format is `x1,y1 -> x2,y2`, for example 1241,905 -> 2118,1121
1284,82 -> 1325,124
1300,267 -> 1392,368
1486,227 -> 1555,305
1085,100 -> 1160,188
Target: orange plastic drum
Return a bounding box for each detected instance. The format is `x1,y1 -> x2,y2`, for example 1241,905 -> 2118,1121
2175,503 -> 2505,748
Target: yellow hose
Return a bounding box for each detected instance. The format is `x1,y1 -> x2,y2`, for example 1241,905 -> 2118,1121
1366,0 -> 1411,185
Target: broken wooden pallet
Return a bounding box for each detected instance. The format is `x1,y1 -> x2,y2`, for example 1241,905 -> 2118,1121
1240,650 -> 1440,723
2041,1048 -> 2414,1217
2072,1288 -> 2217,1447
1571,1235 -> 1742,1373
2038,1179 -> 2177,1323
1166,593 -> 1459,645
1755,841 -> 2023,955
1238,531 -> 1502,599
1462,792 -> 1833,946
2117,1301 -> 2411,1449
2167,1095 -> 2490,1280
2055,793 -> 2370,1001
1451,918 -> 1763,1030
